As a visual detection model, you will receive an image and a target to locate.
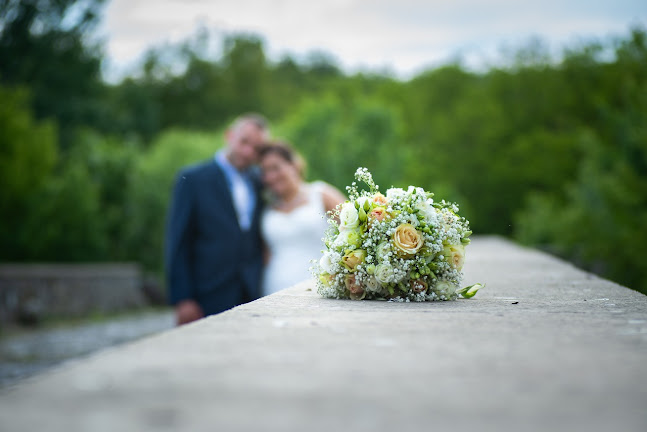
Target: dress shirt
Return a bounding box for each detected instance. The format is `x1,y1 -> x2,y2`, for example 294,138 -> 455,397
215,152 -> 256,231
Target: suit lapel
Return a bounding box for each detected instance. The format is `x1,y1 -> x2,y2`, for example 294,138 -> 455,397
208,161 -> 240,227
251,173 -> 264,229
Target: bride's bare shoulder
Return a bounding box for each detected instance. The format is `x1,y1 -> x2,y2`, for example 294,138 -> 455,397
311,181 -> 346,213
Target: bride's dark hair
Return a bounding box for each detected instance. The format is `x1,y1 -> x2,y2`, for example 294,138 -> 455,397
259,140 -> 307,178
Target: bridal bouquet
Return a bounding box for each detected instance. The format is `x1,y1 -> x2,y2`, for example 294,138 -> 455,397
313,168 -> 482,302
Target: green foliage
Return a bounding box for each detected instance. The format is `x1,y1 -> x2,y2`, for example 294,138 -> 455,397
0,84 -> 58,257
106,32 -> 347,144
0,0 -> 107,148
21,162 -> 108,260
124,129 -> 222,270
1,12 -> 645,296
514,29 -> 647,294
107,78 -> 161,144
0,85 -> 57,206
278,94 -> 407,192
515,131 -> 647,294
65,129 -> 141,260
1,117 -> 141,261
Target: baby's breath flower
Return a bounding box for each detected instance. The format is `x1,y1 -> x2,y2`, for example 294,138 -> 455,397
314,167 -> 480,302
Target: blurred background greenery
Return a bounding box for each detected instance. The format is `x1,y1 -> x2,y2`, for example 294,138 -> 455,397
1,1 -> 646,295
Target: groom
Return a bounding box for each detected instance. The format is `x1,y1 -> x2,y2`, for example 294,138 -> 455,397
165,113 -> 270,325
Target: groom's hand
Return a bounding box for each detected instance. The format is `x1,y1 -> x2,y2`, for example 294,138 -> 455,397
175,299 -> 204,325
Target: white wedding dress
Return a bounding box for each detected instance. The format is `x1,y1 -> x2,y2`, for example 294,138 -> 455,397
261,182 -> 330,296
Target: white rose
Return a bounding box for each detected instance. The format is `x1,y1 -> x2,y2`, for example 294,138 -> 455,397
440,209 -> 458,232
364,275 -> 382,293
415,199 -> 437,225
374,263 -> 395,284
339,202 -> 360,231
407,185 -> 425,195
375,241 -> 392,261
432,280 -> 458,298
332,229 -> 361,249
319,251 -> 337,274
386,187 -> 405,201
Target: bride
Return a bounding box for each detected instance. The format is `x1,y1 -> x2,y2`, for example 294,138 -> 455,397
259,141 -> 346,296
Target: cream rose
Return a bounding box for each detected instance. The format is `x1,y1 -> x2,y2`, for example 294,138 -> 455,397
345,274 -> 365,300
393,223 -> 424,257
342,249 -> 366,272
443,244 -> 465,271
368,206 -> 388,227
372,192 -> 388,206
339,202 -> 359,231
318,273 -> 335,287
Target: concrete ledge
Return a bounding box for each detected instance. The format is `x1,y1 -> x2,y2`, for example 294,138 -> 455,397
0,236 -> 646,431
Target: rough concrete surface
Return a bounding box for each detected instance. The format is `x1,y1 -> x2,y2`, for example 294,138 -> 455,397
0,236 -> 645,432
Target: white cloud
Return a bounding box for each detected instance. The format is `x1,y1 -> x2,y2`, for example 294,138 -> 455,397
99,0 -> 647,81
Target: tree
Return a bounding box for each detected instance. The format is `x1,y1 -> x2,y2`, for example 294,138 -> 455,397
279,94 -> 406,191
220,35 -> 269,116
0,0 -> 107,148
124,129 -> 222,271
514,27 -> 647,295
0,84 -> 57,257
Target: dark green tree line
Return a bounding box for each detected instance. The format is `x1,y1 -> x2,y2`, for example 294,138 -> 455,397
1,3 -> 645,294
0,0 -> 107,148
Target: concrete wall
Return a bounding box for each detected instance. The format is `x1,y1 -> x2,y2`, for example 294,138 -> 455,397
0,237 -> 645,432
0,263 -> 147,324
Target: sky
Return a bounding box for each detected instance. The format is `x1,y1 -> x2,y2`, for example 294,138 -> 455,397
98,0 -> 647,82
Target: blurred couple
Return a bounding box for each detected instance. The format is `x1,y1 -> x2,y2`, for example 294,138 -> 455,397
165,113 -> 346,325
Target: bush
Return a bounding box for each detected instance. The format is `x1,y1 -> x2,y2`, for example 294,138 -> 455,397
124,129 -> 223,271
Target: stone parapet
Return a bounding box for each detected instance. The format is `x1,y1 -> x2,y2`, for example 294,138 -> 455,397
0,236 -> 645,431
0,263 -> 147,324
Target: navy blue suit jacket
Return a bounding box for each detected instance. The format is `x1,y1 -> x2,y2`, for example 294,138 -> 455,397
165,159 -> 264,315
